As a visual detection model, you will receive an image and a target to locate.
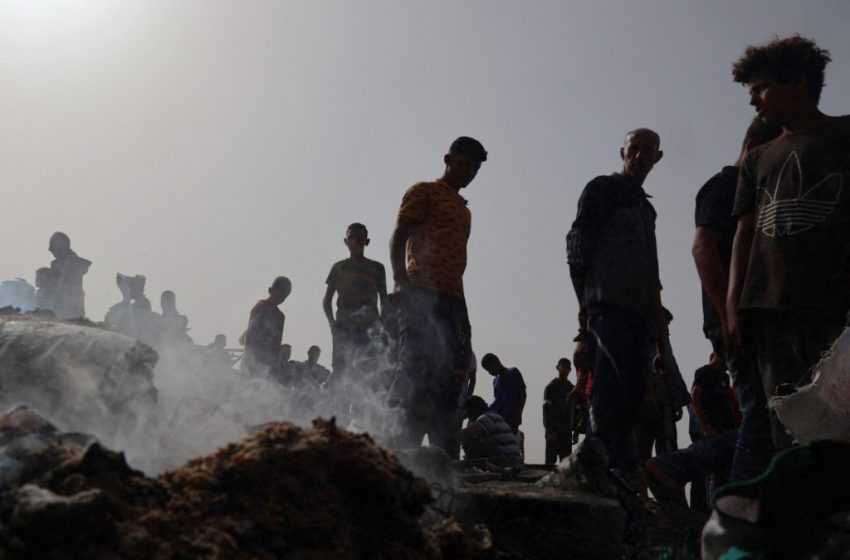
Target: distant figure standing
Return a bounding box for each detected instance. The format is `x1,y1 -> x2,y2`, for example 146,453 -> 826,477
543,358 -> 576,465
323,223 -> 388,384
242,276 -> 291,376
481,353 -> 526,435
47,232 -> 91,319
160,290 -> 192,344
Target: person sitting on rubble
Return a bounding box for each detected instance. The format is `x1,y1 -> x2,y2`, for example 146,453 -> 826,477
106,274 -> 158,343
645,352 -> 742,508
299,345 -> 331,388
46,232 -> 91,319
34,267 -> 56,312
242,276 -> 291,377
636,308 -> 691,465
543,358 -> 577,465
481,353 -> 526,435
206,334 -> 235,367
274,343 -> 299,386
159,290 -> 192,344
461,396 -> 522,461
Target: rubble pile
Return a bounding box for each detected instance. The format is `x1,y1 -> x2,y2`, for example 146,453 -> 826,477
0,411 -> 501,559
0,315 -> 158,440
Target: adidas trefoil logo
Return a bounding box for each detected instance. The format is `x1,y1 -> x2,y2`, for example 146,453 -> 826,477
757,151 -> 843,237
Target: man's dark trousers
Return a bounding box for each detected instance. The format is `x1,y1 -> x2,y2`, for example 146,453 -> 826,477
586,307 -> 652,473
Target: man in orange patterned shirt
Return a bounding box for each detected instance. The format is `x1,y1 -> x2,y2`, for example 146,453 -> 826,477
389,136 -> 487,456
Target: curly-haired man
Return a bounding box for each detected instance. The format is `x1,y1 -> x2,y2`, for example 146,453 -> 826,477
725,35 -> 849,478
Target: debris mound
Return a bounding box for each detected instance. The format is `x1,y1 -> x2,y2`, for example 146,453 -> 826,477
0,412 -> 506,559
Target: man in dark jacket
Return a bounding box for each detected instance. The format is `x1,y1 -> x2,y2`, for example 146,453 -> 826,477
566,128 -> 669,477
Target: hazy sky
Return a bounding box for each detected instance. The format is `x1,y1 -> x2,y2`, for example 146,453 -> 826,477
1,1 -> 848,462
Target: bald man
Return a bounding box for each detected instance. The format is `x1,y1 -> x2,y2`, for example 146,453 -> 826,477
566,128 -> 669,478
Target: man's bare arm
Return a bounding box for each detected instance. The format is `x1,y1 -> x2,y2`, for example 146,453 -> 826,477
322,285 -> 335,327
725,213 -> 755,354
692,226 -> 728,325
389,217 -> 418,292
516,390 -> 527,427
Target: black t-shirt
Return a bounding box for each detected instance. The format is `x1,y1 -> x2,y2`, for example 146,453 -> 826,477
543,377 -> 575,432
695,166 -> 738,333
692,365 -> 735,433
326,257 -> 387,326
733,116 -> 850,316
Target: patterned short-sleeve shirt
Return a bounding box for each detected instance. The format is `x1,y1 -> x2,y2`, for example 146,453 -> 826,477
398,180 -> 471,299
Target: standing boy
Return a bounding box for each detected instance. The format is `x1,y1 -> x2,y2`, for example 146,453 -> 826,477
543,358 -> 576,465
323,223 -> 388,385
242,276 -> 291,377
481,353 -> 527,435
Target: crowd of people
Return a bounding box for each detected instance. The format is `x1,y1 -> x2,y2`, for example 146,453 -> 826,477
0,34 -> 846,512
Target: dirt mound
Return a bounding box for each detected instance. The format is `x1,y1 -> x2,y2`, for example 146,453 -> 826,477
0,416 -> 500,559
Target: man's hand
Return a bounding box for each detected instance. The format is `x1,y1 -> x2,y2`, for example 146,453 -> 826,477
393,274 -> 409,294
653,344 -> 668,378
724,311 -> 749,358
573,339 -> 591,371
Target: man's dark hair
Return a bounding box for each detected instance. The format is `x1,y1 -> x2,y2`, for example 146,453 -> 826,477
270,276 -> 292,293
558,357 -> 572,369
741,116 -> 783,152
464,396 -> 488,420
481,353 -> 500,369
732,35 -> 832,103
309,345 -> 320,353
347,223 -> 368,236
450,136 -> 488,162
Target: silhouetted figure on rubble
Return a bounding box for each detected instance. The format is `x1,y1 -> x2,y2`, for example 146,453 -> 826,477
105,274 -> 156,342
543,358 -> 577,465
566,128 -> 668,483
274,343 -> 298,386
461,396 -> 522,461
46,232 -> 91,319
206,334 -> 235,367
645,352 -> 742,509
636,308 -> 691,466
242,276 -> 291,377
299,345 -> 331,388
482,353 -> 526,436
323,223 -> 388,385
388,136 -> 486,454
160,290 -> 192,344
34,267 -> 56,312
726,35 -> 849,477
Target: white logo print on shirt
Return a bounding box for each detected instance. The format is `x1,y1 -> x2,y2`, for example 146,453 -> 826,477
757,151 -> 843,237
